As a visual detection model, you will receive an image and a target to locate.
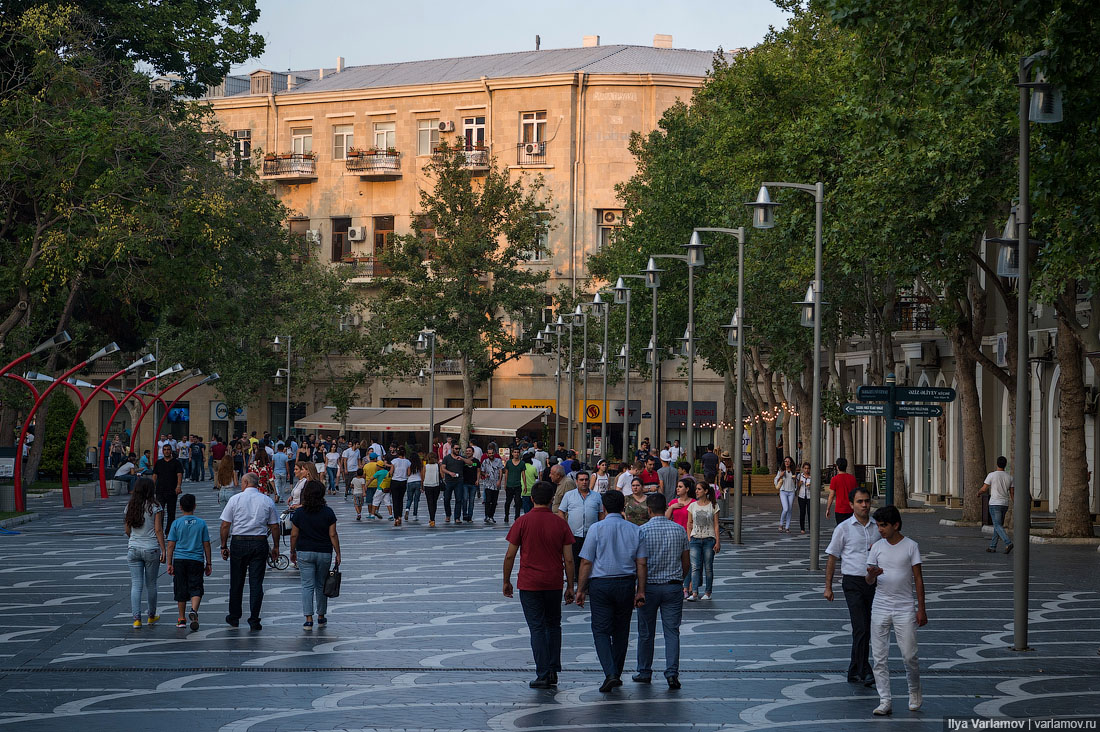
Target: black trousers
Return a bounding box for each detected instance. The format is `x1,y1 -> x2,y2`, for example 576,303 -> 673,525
570,535 -> 585,579
503,486 -> 522,520
589,575 -> 636,679
228,536 -> 269,623
842,574 -> 875,681
157,491 -> 178,534
483,488 -> 499,519
835,511 -> 853,525
389,480 -> 407,518
519,589 -> 563,678
423,486 -> 441,521
797,496 -> 810,531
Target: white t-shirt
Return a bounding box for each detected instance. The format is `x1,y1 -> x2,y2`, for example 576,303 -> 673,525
593,472 -> 610,493
688,501 -> 717,539
325,451 -> 341,469
868,536 -> 922,614
423,463 -> 441,487
984,470 -> 1013,506
616,471 -> 635,494
343,447 -> 361,473
390,457 -> 411,481
669,446 -> 682,462
115,462 -> 136,478
369,443 -> 383,459
351,476 -> 366,497
472,445 -> 483,460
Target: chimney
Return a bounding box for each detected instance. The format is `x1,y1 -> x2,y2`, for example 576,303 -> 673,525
535,34 -> 540,51
287,74 -> 295,89
336,56 -> 345,73
653,34 -> 673,49
318,67 -> 324,79
582,35 -> 600,48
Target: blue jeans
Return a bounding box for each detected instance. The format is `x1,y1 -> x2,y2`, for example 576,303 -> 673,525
588,575 -> 637,679
462,483 -> 477,521
191,456 -> 204,481
297,550 -> 332,617
127,546 -> 160,619
989,505 -> 1012,549
636,581 -> 684,678
273,473 -> 288,501
690,537 -> 716,595
405,482 -> 421,515
519,589 -> 563,678
443,479 -> 461,519
326,467 -> 338,493
522,495 -> 533,514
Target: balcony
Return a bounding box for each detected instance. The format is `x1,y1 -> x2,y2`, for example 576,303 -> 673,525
896,297 -> 935,332
433,147 -> 490,173
345,150 -> 402,180
516,141 -> 547,166
261,153 -> 317,182
344,255 -> 392,282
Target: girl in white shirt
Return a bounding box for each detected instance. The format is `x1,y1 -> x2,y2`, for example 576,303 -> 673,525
324,448 -> 341,495
774,456 -> 798,533
796,462 -> 813,535
592,460 -> 610,492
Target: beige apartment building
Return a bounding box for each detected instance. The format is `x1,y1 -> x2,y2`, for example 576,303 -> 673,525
74,37 -> 732,457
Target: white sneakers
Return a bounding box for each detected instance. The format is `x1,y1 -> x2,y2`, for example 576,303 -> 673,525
908,692 -> 922,711
872,692 -> 920,716
872,702 -> 892,716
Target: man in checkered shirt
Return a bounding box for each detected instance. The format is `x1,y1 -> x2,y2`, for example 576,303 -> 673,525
634,492 -> 690,689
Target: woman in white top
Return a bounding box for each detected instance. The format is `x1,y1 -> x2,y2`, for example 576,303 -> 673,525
685,482 -> 720,601
774,456 -> 798,533
124,477 -> 165,627
421,452 -> 442,527
324,447 -> 341,495
288,461 -> 319,510
796,461 -> 813,535
592,459 -> 610,492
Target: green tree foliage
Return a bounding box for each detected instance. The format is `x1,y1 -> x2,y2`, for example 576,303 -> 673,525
375,142 -> 554,446
37,394 -> 86,477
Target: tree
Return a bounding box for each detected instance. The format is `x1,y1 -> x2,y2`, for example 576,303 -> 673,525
37,393 -> 87,477
374,142 -> 554,446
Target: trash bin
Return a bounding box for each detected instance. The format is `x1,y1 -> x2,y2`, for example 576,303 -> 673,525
70,484 -> 85,508
0,484 -> 15,512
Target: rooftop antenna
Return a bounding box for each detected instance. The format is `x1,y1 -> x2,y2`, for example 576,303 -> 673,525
535,35 -> 541,51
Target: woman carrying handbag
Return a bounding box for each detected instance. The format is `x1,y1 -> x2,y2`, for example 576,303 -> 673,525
289,480 -> 341,630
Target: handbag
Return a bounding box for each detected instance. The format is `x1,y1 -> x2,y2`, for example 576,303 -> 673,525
323,561 -> 342,598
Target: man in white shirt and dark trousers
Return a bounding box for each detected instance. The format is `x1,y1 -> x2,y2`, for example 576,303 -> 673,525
866,505 -> 926,716
978,456 -> 1014,553
219,473 -> 280,631
824,486 -> 878,686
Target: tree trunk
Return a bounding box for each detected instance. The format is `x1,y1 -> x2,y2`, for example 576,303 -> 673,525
1053,313 -> 1093,537
892,432 -> 908,508
722,349 -> 738,466
841,420 -> 855,474
952,332 -> 986,523
459,357 -> 474,448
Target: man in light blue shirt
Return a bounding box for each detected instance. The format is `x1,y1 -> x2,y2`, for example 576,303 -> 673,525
272,444 -> 290,503
556,471 -> 605,591
575,490 -> 647,693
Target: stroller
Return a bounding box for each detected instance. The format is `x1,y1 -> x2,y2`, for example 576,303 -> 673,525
267,507 -> 293,570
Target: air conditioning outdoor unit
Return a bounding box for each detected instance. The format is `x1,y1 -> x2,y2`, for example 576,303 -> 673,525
438,121 -> 455,132
1028,331 -> 1053,359
347,226 -> 366,242
306,229 -> 321,244
523,141 -> 545,155
602,210 -> 623,226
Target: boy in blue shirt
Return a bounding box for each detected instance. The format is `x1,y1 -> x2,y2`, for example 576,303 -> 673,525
166,493 -> 212,631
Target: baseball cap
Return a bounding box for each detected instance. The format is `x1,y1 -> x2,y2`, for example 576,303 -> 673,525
368,452 -> 378,459
660,449 -> 671,462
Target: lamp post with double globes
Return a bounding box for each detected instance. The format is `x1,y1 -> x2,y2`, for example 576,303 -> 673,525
643,258 -> 664,448
749,181 -> 825,570
274,335 -> 292,443
589,292 -> 610,459
415,330 -> 437,451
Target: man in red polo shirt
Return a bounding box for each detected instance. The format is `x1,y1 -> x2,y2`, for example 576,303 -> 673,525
503,480 -> 576,689
826,456 -> 858,525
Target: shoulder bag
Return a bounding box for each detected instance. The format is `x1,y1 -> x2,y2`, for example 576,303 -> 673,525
323,560 -> 342,598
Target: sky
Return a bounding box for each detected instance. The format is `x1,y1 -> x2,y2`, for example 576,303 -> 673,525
231,0 -> 792,74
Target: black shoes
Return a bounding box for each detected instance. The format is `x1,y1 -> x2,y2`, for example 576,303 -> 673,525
599,677 -> 623,693
667,676 -> 681,690
225,615 -> 239,628
248,620 -> 262,631
529,676 -> 552,689
631,674 -> 652,683
1005,543 -> 1014,554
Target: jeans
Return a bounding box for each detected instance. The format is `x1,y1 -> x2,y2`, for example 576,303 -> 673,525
588,575 -> 636,679
297,550 -> 332,617
798,496 -> 810,531
273,473 -> 288,502
989,504 -> 1012,549
689,537 -> 716,595
519,589 -> 563,678
483,487 -> 499,519
191,455 -> 204,481
871,609 -> 921,705
117,473 -> 137,493
779,490 -> 795,529
364,486 -> 377,511
405,481 -> 421,515
522,495 -> 533,514
504,485 -> 522,520
443,479 -> 461,519
423,486 -> 441,521
127,546 -> 160,619
462,483 -> 477,521
228,536 -> 269,623
636,581 -> 684,678
326,467 -> 339,493
842,574 -> 876,681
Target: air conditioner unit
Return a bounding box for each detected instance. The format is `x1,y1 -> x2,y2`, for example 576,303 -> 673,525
523,141 -> 545,155
347,226 -> 366,242
602,210 -> 623,226
306,229 -> 321,244
1028,331 -> 1052,360
919,341 -> 939,368
438,121 -> 455,132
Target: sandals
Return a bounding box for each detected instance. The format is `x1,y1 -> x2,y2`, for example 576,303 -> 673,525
303,620 -> 314,630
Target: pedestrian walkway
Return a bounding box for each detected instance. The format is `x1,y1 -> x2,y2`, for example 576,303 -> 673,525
0,488 -> 1097,730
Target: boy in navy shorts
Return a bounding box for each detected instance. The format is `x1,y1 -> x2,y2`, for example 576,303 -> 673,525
166,493 -> 212,631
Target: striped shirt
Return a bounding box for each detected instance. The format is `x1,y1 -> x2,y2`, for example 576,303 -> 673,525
638,516 -> 688,583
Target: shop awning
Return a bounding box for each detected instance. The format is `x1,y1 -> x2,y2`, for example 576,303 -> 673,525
438,408 -> 549,438
295,407 -> 461,433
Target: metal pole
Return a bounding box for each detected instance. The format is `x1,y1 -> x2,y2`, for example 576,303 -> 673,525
652,286 -> 659,454
622,293 -> 631,462
734,230 -> 745,544
429,334 -> 436,455
885,373 -> 896,507
1013,56 -> 1033,652
582,313 -> 589,463
687,265 -> 695,469
809,182 -> 824,571
601,303 -> 608,461
554,329 -> 561,448
285,337 -> 292,442
568,319 -> 575,453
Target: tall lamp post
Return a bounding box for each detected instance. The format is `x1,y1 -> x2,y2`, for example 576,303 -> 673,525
545,318 -> 564,448
988,51 -> 1061,653
274,335 -> 292,442
750,181 -> 825,570
643,259 -> 664,449
614,275 -> 647,460
415,329 -> 437,451
650,232 -> 709,466
591,292 -> 610,460
573,304 -> 591,461
0,332 -> 72,380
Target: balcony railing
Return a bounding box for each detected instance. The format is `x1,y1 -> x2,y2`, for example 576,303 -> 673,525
897,297 -> 935,331
343,256 -> 392,279
434,359 -> 462,374
345,151 -> 402,178
516,141 -> 547,166
432,147 -> 490,172
261,153 -> 316,180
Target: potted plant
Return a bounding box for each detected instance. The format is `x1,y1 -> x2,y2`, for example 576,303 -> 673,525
346,147 -> 363,158
264,153 -> 277,161
385,146 -> 398,156
278,152 -> 293,159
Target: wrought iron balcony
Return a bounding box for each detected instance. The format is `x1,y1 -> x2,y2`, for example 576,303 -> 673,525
896,297 -> 935,332
432,147 -> 490,173
516,140 -> 547,166
345,150 -> 402,180
345,256 -> 392,281
261,153 -> 317,181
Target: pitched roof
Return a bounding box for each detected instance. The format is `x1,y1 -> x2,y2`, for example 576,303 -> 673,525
218,45 -> 724,98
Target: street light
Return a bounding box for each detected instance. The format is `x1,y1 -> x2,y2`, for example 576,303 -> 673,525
749,180 -> 824,570
274,335 -> 292,442
614,275 -> 647,460
591,292 -> 609,460
573,304 -> 590,461
643,257 -> 664,444
547,318 -> 565,447
417,329 -> 437,452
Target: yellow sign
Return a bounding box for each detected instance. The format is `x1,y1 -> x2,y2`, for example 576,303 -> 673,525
577,400 -> 605,421
510,399 -> 556,412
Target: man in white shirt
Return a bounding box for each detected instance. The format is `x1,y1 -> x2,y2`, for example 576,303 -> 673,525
978,455 -> 1014,554
472,443 -> 483,461
823,486 -> 878,686
616,461 -> 640,495
668,440 -> 682,463
368,440 -> 384,462
866,505 -> 926,715
113,453 -> 139,493
341,441 -> 362,498
534,442 -> 549,468
219,472 -> 280,631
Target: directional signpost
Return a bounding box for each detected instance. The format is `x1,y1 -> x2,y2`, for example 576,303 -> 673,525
846,374 -> 956,505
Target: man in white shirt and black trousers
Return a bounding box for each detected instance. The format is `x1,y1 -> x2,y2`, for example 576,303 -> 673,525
219,472 -> 280,631
823,485 -> 878,686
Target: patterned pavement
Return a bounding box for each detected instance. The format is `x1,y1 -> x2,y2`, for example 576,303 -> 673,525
1,484 -> 1098,730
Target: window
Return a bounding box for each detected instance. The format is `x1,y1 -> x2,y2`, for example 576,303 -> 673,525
232,130 -> 251,174
289,219 -> 310,258
540,295 -> 555,325
332,217 -> 350,262
291,127 -> 312,154
373,121 -> 395,150
446,398 -> 487,408
597,209 -> 623,251
463,116 -> 486,149
415,214 -> 436,257
521,111 -> 547,143
332,124 -> 353,160
383,397 -> 424,408
417,119 -> 440,155
374,215 -> 394,256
